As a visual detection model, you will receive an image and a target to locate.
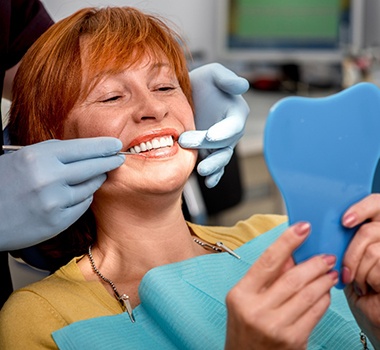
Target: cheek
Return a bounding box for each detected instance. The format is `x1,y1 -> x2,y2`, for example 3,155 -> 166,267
63,110 -> 91,139
186,148 -> 198,169
177,100 -> 196,131
187,116 -> 196,131
62,119 -> 80,139
63,110 -> 125,139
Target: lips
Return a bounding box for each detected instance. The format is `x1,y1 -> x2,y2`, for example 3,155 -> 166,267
125,128 -> 180,156
128,135 -> 174,154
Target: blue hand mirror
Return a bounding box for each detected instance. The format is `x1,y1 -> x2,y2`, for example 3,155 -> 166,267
264,82 -> 380,289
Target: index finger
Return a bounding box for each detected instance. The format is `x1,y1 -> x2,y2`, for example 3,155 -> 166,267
178,130 -> 208,149
241,222 -> 311,293
179,127 -> 241,149
342,194 -> 380,228
37,137 -> 123,164
205,112 -> 246,143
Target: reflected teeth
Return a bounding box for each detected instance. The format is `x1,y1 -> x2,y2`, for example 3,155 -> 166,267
129,136 -> 174,154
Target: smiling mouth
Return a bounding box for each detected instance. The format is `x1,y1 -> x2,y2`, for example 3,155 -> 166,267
128,136 -> 174,154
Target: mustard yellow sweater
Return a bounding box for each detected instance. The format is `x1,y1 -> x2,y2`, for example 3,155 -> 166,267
0,214 -> 287,350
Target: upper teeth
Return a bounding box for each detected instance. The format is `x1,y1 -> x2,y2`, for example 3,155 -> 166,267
129,136 -> 174,154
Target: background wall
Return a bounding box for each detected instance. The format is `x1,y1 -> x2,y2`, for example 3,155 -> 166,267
13,1 -> 380,225
38,0 -> 285,225
41,0 -> 219,64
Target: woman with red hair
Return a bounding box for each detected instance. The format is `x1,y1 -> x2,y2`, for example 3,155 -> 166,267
1,6 -> 380,350
0,0 -> 250,309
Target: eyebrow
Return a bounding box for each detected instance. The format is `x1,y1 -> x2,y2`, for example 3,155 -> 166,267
91,60 -> 174,89
149,61 -> 170,70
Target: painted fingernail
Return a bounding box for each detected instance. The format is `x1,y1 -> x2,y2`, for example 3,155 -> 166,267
322,254 -> 336,267
295,222 -> 311,236
341,266 -> 352,284
342,213 -> 356,228
328,270 -> 339,283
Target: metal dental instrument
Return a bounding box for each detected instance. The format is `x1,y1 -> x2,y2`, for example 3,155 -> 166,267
2,145 -> 23,152
2,145 -> 132,155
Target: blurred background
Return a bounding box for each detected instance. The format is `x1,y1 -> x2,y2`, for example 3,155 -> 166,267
5,0 -> 380,226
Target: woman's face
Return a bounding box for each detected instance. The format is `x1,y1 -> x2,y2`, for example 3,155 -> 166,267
63,54 -> 197,197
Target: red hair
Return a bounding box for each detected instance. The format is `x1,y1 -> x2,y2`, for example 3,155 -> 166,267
9,6 -> 193,145
8,7 -> 193,269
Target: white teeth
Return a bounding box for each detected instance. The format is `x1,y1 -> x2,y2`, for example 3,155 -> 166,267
159,137 -> 166,147
152,139 -> 160,148
129,136 -> 174,154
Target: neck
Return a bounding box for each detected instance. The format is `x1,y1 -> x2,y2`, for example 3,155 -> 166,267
79,190 -> 205,293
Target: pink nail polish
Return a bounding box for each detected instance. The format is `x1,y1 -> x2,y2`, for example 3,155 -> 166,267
341,266 -> 352,284
328,270 -> 339,283
295,222 -> 310,236
343,213 -> 356,227
322,254 -> 336,267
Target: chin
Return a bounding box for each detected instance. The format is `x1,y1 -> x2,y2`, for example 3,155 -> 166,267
144,163 -> 193,192
104,160 -> 194,196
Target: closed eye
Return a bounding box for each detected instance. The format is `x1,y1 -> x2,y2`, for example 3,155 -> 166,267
101,95 -> 122,103
157,86 -> 175,92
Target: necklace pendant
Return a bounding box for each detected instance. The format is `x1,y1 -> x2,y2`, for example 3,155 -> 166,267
119,294 -> 135,323
215,242 -> 241,259
193,238 -> 240,259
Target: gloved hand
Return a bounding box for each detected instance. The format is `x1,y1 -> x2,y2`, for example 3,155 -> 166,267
0,137 -> 124,251
179,63 -> 250,188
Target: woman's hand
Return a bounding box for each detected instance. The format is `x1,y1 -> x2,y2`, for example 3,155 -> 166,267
341,194 -> 380,348
225,222 -> 338,350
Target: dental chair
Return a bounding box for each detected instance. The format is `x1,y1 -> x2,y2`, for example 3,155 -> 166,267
183,172 -> 208,225
8,254 -> 49,290
182,151 -> 243,225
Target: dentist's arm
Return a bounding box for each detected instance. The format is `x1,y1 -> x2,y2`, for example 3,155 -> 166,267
0,137 -> 124,251
179,63 -> 250,188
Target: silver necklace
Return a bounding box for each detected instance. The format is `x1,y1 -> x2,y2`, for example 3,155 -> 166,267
87,238 -> 239,324
193,238 -> 241,259
87,245 -> 135,323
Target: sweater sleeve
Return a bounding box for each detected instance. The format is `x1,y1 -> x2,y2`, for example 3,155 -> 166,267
0,289 -> 66,350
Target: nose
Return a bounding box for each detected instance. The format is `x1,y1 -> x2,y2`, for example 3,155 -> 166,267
131,88 -> 168,123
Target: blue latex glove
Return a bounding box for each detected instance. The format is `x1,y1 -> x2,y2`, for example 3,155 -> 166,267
0,137 -> 124,251
179,63 -> 250,188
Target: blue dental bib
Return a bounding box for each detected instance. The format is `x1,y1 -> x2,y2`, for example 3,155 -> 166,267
52,223 -> 371,349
